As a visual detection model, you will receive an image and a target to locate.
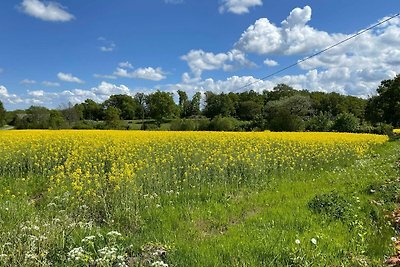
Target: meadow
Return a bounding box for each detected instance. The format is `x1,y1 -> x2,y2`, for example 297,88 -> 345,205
0,130 -> 398,266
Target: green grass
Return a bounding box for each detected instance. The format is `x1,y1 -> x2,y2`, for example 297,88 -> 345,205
0,141 -> 399,266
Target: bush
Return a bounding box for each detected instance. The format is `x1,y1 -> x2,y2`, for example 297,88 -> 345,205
306,112 -> 333,132
208,116 -> 239,131
332,113 -> 359,132
170,119 -> 197,131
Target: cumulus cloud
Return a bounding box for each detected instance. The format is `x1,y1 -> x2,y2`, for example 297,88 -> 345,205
181,49 -> 255,77
235,6 -> 346,56
19,0 -> 75,22
20,79 -> 37,85
0,85 -> 23,104
264,59 -> 278,67
114,67 -> 167,81
219,0 -> 263,15
57,72 -> 84,84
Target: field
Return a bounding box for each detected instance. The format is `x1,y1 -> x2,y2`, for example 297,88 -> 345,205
0,130 -> 399,266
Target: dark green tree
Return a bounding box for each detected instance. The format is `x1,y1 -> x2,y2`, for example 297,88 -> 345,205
103,95 -> 138,120
82,99 -> 102,121
332,113 -> 359,132
365,74 -> 400,126
104,106 -> 121,129
49,110 -> 65,129
146,91 -> 178,125
203,92 -> 235,118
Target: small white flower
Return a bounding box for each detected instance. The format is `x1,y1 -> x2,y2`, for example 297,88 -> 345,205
295,239 -> 300,245
311,238 -> 317,245
391,237 -> 397,242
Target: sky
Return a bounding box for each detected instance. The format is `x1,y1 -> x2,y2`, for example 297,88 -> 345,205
0,0 -> 399,110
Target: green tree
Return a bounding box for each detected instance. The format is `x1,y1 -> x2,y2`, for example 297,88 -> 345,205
265,95 -> 312,131
82,99 -> 102,120
146,91 -> 178,125
49,110 -> 65,129
203,92 -> 235,118
365,74 -> 400,126
103,95 -> 138,120
0,100 -> 5,127
177,90 -> 190,118
104,106 -> 121,129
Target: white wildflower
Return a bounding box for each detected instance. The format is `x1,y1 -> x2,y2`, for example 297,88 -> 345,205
311,238 -> 317,245
295,239 -> 300,245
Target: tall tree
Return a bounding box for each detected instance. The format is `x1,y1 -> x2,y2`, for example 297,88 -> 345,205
82,99 -> 102,121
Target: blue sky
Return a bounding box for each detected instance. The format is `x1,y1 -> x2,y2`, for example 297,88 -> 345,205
0,0 -> 399,110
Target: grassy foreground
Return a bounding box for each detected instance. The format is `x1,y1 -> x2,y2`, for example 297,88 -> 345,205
0,131 -> 398,266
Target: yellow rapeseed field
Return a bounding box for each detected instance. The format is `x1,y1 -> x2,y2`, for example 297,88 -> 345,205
0,130 -> 387,204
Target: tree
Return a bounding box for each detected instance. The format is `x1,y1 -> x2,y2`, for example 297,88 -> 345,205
0,100 -> 5,127
82,99 -> 102,121
264,95 -> 312,131
146,91 -> 178,125
236,101 -> 262,121
134,93 -> 146,129
61,102 -> 83,126
365,74 -> 400,126
104,106 -> 121,129
189,92 -> 201,117
49,110 -> 65,129
177,90 -> 190,118
203,92 -> 235,118
103,95 -> 138,120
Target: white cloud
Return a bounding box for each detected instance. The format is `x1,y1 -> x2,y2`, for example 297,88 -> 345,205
42,81 -> 60,87
264,59 -> 278,67
235,6 -> 343,56
118,62 -> 133,69
19,0 -> 74,22
98,37 -> 116,52
219,0 -> 263,15
0,85 -> 23,104
20,79 -> 37,85
93,74 -> 117,80
114,67 -> 167,81
57,72 -> 84,84
181,49 -> 255,77
28,90 -> 45,97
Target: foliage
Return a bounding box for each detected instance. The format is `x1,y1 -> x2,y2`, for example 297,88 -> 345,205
208,116 -> 239,131
0,100 -> 6,127
306,112 -> 333,132
146,91 -> 178,125
332,113 -> 359,132
366,74 -> 400,126
104,106 -> 121,129
102,94 -> 138,120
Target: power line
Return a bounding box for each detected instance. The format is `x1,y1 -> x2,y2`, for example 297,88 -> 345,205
233,12 -> 400,93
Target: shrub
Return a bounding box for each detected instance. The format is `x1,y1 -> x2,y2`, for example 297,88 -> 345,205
170,119 -> 197,131
208,116 -> 239,131
332,113 -> 359,133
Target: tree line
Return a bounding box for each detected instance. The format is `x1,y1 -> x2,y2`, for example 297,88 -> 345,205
0,74 -> 399,133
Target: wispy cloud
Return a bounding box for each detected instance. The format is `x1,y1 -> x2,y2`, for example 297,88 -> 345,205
42,81 -> 60,87
164,0 -> 184,4
98,37 -> 116,52
19,0 -> 75,22
20,79 -> 37,85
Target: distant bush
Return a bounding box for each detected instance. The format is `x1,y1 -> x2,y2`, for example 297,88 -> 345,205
306,112 -> 333,132
170,119 -> 197,131
332,113 -> 359,132
208,116 -> 239,131
72,121 -> 95,130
